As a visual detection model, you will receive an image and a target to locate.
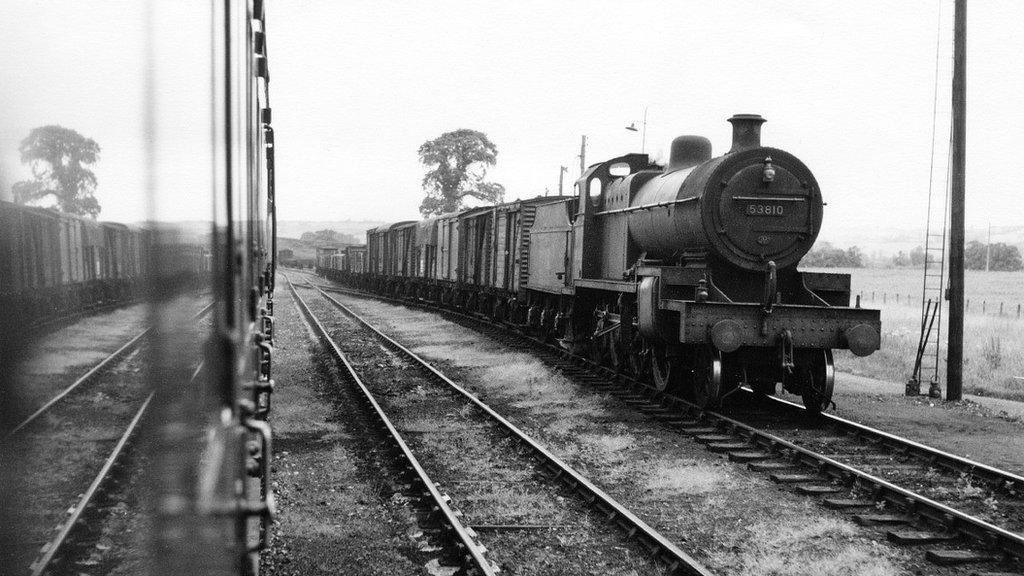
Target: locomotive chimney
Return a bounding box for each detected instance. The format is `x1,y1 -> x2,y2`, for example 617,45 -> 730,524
667,135 -> 712,171
727,114 -> 766,152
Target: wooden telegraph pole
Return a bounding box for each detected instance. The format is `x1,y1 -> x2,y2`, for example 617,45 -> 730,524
946,0 -> 967,401
558,165 -> 568,195
578,135 -> 587,175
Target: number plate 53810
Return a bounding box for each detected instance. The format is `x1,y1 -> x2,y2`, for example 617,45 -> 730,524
744,203 -> 784,217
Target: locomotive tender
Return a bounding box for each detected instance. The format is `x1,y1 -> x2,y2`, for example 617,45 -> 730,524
321,114 -> 881,412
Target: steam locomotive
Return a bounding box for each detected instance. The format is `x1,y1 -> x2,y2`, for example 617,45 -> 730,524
319,115 -> 881,412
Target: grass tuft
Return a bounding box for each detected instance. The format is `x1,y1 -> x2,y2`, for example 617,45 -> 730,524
714,515 -> 904,576
642,460 -> 735,495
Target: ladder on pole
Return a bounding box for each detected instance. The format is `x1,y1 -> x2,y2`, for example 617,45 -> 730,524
909,1 -> 954,398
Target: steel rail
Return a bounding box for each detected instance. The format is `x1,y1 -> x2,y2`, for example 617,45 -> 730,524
284,275 -> 498,576
4,302 -> 214,442
307,275 -> 1024,565
304,280 -> 715,576
761,392 -> 1024,492
314,278 -> 1024,492
687,403 -> 1024,561
29,362 -> 205,576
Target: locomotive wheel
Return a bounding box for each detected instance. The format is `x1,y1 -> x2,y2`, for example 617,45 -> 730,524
626,334 -> 647,378
650,345 -> 680,392
799,350 -> 835,414
689,348 -> 723,408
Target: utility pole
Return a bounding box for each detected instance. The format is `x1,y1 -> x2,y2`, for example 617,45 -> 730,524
578,135 -> 587,176
625,106 -> 649,154
985,223 -> 991,271
558,165 -> 568,196
946,0 -> 966,402
640,106 -> 648,154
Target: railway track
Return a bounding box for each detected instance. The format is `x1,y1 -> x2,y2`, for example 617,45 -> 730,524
4,301 -> 213,442
5,304 -> 213,575
285,274 -> 714,576
27,363 -> 203,576
304,273 -> 1024,575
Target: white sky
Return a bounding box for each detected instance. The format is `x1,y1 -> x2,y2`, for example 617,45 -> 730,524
1,1 -> 1022,242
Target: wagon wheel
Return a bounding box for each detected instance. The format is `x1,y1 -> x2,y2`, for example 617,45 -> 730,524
650,344 -> 680,392
689,348 -> 723,408
606,332 -> 625,373
591,330 -> 625,373
587,335 -> 606,365
588,306 -> 619,369
798,349 -> 835,414
626,333 -> 646,378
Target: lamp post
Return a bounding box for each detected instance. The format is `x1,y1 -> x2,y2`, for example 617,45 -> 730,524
625,106 -> 648,154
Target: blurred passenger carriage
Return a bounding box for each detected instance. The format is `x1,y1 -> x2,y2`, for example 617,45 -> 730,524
320,115 -> 882,412
0,200 -> 209,328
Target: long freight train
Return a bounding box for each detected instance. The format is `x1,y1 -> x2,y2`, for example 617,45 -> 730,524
319,115 -> 881,412
0,200 -> 209,328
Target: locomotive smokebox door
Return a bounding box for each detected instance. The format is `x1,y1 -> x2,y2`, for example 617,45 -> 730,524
713,148 -> 820,271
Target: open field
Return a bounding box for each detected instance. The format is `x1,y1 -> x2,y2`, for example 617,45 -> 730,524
809,267 -> 1024,315
810,267 -> 1024,401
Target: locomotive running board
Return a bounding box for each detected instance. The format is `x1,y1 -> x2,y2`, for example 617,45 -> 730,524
661,299 -> 880,352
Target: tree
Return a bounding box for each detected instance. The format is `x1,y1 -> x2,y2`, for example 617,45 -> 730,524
844,245 -> 865,268
964,240 -> 1023,271
990,243 -> 1023,271
802,242 -> 865,268
299,229 -> 360,246
964,240 -> 986,270
12,126 -> 102,217
891,246 -> 927,267
418,129 -> 504,216
909,245 -> 926,266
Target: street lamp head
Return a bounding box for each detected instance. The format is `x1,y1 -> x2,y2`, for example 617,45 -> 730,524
625,122 -> 639,132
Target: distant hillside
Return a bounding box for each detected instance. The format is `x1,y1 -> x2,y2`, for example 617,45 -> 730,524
277,220 -> 386,244
276,218 -> 1024,265
820,223 -> 1024,257
277,237 -> 318,259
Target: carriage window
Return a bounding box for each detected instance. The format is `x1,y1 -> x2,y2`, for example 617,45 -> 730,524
589,177 -> 603,206
609,162 -> 631,177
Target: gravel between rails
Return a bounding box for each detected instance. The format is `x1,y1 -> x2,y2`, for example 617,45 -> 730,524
295,282 -> 679,576
262,283 -> 443,575
3,340 -> 155,572
2,303 -> 211,575
300,276 -> 957,576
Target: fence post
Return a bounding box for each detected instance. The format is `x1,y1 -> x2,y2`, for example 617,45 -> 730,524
983,300 -> 986,314
1018,303 -> 1021,318
967,299 -> 970,312
872,291 -> 875,301
896,293 -> 899,304
1000,302 -> 1004,316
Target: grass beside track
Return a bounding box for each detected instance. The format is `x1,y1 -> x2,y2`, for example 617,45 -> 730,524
330,289 -> 913,576
812,267 -> 1024,401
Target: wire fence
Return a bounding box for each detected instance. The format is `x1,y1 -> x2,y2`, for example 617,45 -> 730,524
856,291 -> 1024,319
